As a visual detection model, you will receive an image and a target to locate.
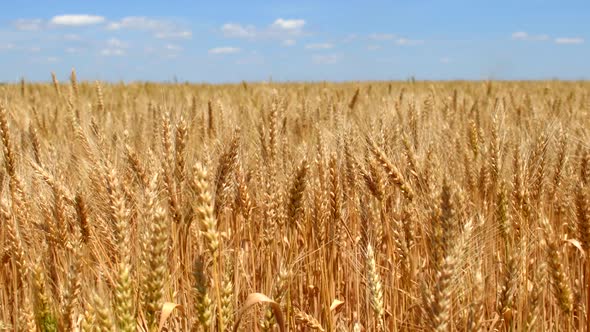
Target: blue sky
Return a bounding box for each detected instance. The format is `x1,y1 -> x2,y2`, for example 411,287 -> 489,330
0,0 -> 588,82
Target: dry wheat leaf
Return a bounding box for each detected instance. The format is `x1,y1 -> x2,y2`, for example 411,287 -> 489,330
158,302 -> 184,332
330,299 -> 345,312
233,293 -> 285,332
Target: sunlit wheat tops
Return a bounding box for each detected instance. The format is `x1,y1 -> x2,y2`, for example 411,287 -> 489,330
0,79 -> 588,331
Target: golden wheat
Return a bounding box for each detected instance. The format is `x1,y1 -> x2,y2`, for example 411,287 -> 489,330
0,79 -> 588,331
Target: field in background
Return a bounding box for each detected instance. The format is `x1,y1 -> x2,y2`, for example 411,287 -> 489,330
0,76 -> 589,331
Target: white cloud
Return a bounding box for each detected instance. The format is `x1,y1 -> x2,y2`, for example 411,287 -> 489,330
305,43 -> 334,50
312,54 -> 339,65
107,38 -> 127,48
511,31 -> 550,41
0,43 -> 15,50
536,34 -> 551,41
369,33 -> 396,41
107,16 -> 191,39
13,19 -> 43,31
50,15 -> 105,26
440,57 -> 452,64
155,30 -> 192,39
66,47 -> 82,54
101,48 -> 125,56
222,18 -> 307,40
63,33 -> 82,41
101,39 -> 127,55
282,39 -> 296,47
396,38 -> 424,45
29,56 -> 59,64
367,45 -> 381,51
343,34 -> 358,43
29,47 -> 41,53
272,18 -> 305,31
107,16 -> 165,30
208,47 -> 241,55
511,31 -> 528,40
555,37 -> 584,44
222,23 -> 257,38
165,44 -> 183,51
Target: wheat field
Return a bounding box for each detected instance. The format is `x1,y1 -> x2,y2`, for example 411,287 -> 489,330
0,73 -> 589,331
